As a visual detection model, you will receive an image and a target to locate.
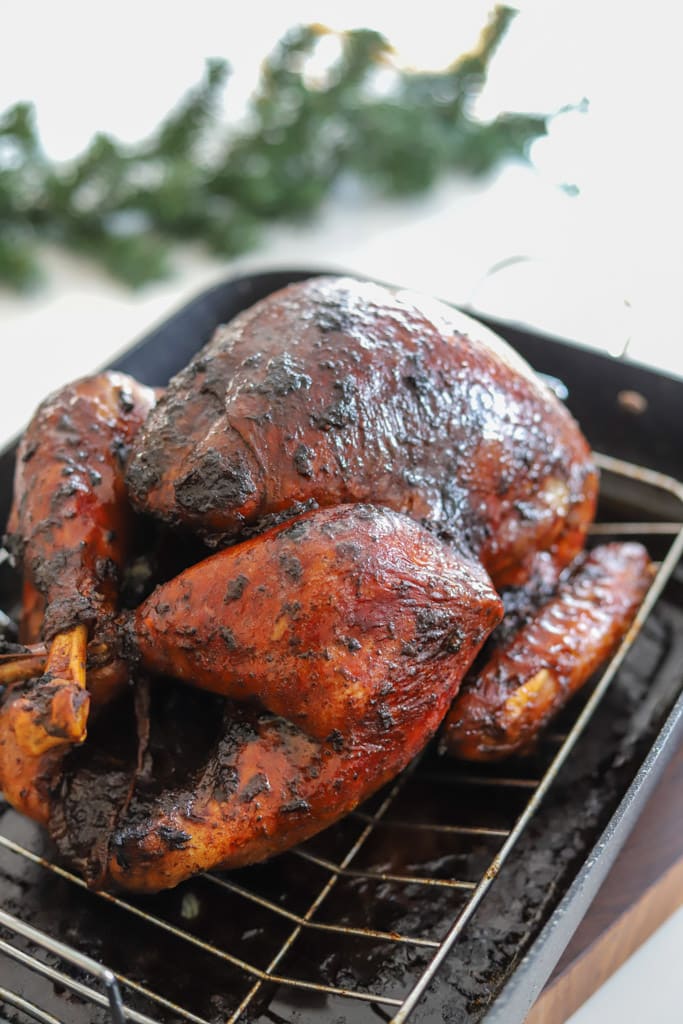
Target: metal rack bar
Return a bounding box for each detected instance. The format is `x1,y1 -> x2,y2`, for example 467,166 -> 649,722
414,772 -> 541,788
0,902 -> 211,1024
0,938 -> 153,1024
349,811 -> 511,838
0,987 -> 63,1024
292,849 -> 478,890
543,732 -> 570,743
589,521 -> 683,535
203,873 -> 440,948
0,909 -> 127,1024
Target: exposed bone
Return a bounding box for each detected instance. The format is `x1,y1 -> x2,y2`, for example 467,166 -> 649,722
9,624 -> 90,757
0,653 -> 48,684
0,638 -> 112,686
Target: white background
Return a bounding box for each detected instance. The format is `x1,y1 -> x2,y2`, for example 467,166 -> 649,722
1,3 -> 682,1020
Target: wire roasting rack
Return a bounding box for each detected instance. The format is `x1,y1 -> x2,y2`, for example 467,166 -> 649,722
0,452 -> 682,1024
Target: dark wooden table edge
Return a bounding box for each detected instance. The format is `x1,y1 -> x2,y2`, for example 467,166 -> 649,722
526,738 -> 683,1022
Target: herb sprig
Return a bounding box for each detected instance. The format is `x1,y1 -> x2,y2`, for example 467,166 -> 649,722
0,7 -> 553,291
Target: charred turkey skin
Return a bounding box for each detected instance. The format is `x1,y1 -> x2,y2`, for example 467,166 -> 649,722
126,277 -> 598,586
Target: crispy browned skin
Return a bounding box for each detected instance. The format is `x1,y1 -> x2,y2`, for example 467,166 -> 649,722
55,504 -> 502,891
0,372 -> 156,821
441,543 -> 652,761
126,277 -> 597,586
132,504 -> 501,740
6,371 -> 156,642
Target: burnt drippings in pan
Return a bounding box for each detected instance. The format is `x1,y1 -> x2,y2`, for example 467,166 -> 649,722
0,561 -> 681,1024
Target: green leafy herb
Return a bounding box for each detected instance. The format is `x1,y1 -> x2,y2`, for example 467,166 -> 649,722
0,7 -> 555,291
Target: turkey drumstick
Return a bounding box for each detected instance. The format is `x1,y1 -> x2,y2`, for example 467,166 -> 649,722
0,372 -> 156,820
6,372 -> 156,647
442,543 -> 653,760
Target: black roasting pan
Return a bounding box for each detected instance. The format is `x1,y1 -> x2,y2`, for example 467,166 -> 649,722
0,268 -> 682,1024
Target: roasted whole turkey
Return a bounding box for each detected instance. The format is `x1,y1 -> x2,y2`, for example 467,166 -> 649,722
0,276 -> 651,892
